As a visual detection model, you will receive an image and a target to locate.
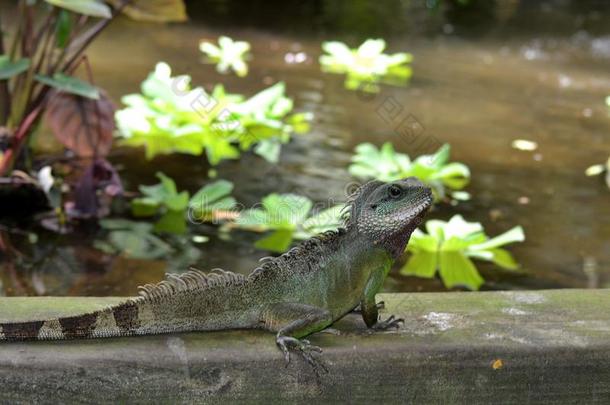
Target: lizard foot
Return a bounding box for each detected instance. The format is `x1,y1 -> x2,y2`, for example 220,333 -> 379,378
372,315 -> 404,331
276,335 -> 328,374
352,301 -> 385,313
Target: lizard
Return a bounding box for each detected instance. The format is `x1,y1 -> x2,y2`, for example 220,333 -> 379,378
0,177 -> 432,367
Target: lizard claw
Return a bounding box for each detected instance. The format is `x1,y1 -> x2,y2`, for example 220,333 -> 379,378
372,315 -> 404,331
276,335 -> 327,375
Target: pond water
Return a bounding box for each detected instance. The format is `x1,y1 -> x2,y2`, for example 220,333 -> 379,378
1,0 -> 609,296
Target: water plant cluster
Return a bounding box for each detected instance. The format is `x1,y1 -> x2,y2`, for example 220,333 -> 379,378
199,36 -> 413,93
114,62 -> 311,164
20,1 -> 610,293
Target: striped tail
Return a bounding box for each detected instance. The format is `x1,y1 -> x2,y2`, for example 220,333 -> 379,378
0,269 -> 249,341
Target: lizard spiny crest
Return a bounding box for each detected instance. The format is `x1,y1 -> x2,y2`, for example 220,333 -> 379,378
136,268 -> 246,302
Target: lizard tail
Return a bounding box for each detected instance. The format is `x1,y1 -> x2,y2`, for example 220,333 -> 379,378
0,269 -> 250,341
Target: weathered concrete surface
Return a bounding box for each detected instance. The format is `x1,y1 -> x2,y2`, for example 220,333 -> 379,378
0,289 -> 609,403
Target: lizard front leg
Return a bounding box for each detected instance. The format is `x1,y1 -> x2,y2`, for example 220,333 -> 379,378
360,270 -> 404,330
261,302 -> 332,371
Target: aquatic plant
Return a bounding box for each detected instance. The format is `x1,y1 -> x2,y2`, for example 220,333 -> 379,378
401,215 -> 525,290
0,0 -> 188,178
94,219 -> 203,270
130,172 -> 236,234
585,156 -> 610,189
199,36 -> 251,77
349,142 -> 470,201
319,39 -> 412,92
115,62 -> 311,164
227,194 -> 343,252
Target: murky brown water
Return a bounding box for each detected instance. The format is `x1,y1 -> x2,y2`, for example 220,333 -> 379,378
1,0 -> 609,296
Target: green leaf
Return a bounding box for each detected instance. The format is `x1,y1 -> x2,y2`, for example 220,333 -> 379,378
135,172 -> 189,213
98,219 -> 173,259
468,226 -> 525,251
0,56 -> 30,80
439,251 -> 484,290
254,139 -> 281,163
154,209 -> 187,235
255,229 -> 294,253
261,193 -> 312,228
488,248 -> 521,271
55,10 -> 72,48
131,197 -> 160,217
299,205 -> 344,237
236,208 -> 270,229
45,0 -> 112,18
35,73 -> 100,99
400,251 -> 438,278
189,179 -> 236,219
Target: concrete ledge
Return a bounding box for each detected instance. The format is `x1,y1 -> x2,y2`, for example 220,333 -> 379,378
0,290 -> 609,403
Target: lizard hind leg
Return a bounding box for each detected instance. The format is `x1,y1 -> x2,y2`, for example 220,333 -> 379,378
262,303 -> 333,374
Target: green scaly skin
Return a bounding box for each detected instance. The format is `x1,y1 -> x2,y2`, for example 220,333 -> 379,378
0,178 -> 432,369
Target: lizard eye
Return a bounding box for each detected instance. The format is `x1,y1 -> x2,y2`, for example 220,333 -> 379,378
388,184 -> 402,198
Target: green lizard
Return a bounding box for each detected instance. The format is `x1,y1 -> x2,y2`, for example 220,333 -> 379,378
0,177 -> 432,367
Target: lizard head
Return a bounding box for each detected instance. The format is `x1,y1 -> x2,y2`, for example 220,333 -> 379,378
345,177 -> 433,258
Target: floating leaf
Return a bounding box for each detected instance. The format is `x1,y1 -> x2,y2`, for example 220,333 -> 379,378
404,215 -> 525,290
320,39 -> 413,92
349,142 -> 470,202
189,179 -> 236,220
0,56 -> 30,80
199,36 -> 250,77
45,90 -> 115,157
35,73 -> 100,99
115,63 -> 310,164
255,229 -> 293,253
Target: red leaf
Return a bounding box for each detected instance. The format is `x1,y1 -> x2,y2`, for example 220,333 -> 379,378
45,90 -> 116,158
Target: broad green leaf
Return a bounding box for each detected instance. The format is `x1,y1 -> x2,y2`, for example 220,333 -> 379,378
131,197 -> 160,217
443,215 -> 483,239
236,82 -> 286,115
154,209 -> 187,235
468,226 -> 525,251
45,0 -> 111,18
236,208 -> 270,229
300,205 -> 344,237
439,251 -> 484,290
98,219 -> 172,259
35,73 -> 100,99
261,193 -> 312,227
357,39 -> 386,58
488,248 -> 521,271
136,172 -> 189,213
424,219 -> 446,240
407,233 -> 438,252
254,139 -> 281,163
189,179 -> 236,219
401,251 -> 438,278
255,229 -> 294,253
0,56 -> 30,80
